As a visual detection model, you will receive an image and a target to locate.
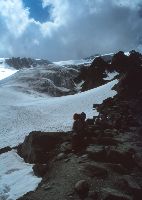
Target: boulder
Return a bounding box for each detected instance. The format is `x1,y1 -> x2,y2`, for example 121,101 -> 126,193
86,145 -> 106,161
60,142 -> 72,153
18,131 -> 65,163
75,180 -> 90,199
56,152 -> 66,160
82,162 -> 108,178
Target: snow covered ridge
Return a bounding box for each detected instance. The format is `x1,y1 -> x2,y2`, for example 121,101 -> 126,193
53,52 -> 116,66
0,150 -> 41,200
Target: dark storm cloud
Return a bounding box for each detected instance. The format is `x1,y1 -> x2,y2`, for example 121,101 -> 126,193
0,0 -> 142,61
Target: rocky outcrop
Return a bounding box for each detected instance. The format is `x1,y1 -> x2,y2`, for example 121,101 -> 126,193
0,146 -> 12,155
76,50 -> 142,92
17,131 -> 70,163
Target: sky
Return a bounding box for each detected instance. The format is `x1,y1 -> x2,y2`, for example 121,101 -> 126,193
0,0 -> 142,61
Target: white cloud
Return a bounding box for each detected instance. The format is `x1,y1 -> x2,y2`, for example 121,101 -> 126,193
0,0 -> 32,37
0,0 -> 142,60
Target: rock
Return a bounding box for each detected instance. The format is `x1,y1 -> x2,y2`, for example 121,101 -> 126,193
64,158 -> 70,162
133,152 -> 142,169
78,154 -> 89,163
60,142 -> 72,153
82,162 -> 108,178
56,152 -> 66,160
103,129 -> 114,137
75,180 -> 90,199
94,130 -> 102,137
102,188 -> 132,200
0,146 -> 12,155
129,127 -> 137,132
41,184 -> 52,190
86,118 -> 95,125
33,164 -> 48,177
107,163 -> 128,174
18,131 -> 65,163
106,148 -> 135,168
120,175 -> 142,196
97,137 -> 121,146
88,190 -> 98,199
86,145 -> 106,161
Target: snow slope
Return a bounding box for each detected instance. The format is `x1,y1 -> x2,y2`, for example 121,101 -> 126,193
53,59 -> 91,66
104,71 -> 119,81
0,79 -> 118,149
0,150 -> 41,200
0,58 -> 18,81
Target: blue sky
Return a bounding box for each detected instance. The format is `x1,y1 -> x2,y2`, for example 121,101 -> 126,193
23,0 -> 52,23
0,0 -> 142,61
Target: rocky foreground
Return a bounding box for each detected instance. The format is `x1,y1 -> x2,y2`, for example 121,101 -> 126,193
16,71 -> 142,200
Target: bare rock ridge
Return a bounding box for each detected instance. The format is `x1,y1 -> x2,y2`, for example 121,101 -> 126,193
17,51 -> 142,200
5,57 -> 52,69
75,50 -> 142,92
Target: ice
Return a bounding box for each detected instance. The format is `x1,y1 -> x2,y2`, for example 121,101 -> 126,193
0,150 -> 41,200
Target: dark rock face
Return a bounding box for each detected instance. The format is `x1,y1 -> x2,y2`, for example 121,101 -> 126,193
76,50 -> 142,92
33,164 -> 48,177
0,146 -> 12,155
17,131 -> 67,163
75,56 -> 108,91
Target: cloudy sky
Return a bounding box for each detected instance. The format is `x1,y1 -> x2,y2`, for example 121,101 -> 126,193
0,0 -> 142,61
